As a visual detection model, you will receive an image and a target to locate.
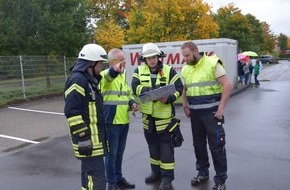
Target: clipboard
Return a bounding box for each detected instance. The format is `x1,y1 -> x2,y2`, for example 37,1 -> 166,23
139,84 -> 176,103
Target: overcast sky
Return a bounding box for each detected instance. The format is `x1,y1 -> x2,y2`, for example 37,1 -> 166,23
205,0 -> 290,37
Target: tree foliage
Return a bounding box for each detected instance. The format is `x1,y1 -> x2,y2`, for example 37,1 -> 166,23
260,22 -> 276,54
278,33 -> 288,51
0,0 -> 90,56
89,0 -> 129,29
0,0 -> 280,56
245,14 -> 265,53
215,4 -> 252,52
126,0 -> 219,44
214,3 -> 276,54
94,19 -> 125,51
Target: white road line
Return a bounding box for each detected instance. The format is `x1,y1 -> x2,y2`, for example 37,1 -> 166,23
0,134 -> 39,144
8,106 -> 64,115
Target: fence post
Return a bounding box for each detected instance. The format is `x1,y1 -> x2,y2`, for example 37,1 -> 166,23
64,55 -> 67,81
19,55 -> 26,99
44,56 -> 51,88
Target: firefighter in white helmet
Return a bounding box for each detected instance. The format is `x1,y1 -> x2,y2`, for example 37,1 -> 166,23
64,43 -> 108,190
131,43 -> 184,190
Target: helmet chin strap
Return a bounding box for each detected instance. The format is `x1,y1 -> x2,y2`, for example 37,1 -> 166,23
88,62 -> 98,76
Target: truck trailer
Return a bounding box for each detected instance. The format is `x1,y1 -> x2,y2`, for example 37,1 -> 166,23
122,38 -> 238,89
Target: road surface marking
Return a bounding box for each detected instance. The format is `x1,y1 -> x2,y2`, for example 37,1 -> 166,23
0,134 -> 39,144
4,107 -> 63,144
8,107 -> 64,115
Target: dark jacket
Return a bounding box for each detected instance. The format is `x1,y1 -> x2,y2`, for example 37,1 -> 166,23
237,61 -> 244,76
64,59 -> 106,159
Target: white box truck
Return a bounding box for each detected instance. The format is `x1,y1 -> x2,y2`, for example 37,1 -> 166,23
122,38 -> 238,88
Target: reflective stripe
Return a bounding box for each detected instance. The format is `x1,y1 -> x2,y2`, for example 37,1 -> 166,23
155,118 -> 171,131
73,144 -> 104,157
132,72 -> 139,79
88,175 -> 93,190
150,158 -> 161,166
160,162 -> 175,170
89,102 -> 99,143
155,118 -> 171,125
67,115 -> 83,126
103,101 -> 128,105
67,115 -> 88,135
65,83 -> 85,97
187,80 -> 218,88
72,127 -> 88,135
169,74 -> 179,83
156,123 -> 168,132
101,91 -> 129,96
189,101 -> 220,109
168,122 -> 179,133
136,85 -> 143,95
142,117 -> 149,130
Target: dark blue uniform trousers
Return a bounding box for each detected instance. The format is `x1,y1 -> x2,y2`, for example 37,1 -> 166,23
190,109 -> 228,185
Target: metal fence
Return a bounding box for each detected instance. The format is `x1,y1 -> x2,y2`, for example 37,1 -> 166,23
0,56 -> 77,105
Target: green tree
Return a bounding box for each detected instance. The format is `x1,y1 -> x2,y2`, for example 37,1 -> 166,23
0,0 -> 90,56
260,22 -> 276,54
90,0 -> 129,29
245,14 -> 265,53
278,33 -> 288,52
215,4 -> 252,52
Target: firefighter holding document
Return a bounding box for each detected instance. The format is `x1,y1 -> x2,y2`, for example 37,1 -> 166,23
131,43 -> 183,190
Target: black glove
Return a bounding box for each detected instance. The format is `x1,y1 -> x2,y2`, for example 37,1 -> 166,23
166,119 -> 184,148
78,136 -> 93,156
170,127 -> 184,148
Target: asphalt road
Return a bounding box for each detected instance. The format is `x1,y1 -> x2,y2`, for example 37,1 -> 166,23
1,61 -> 290,190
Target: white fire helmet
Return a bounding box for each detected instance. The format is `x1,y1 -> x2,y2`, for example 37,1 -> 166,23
141,43 -> 162,58
78,44 -> 108,62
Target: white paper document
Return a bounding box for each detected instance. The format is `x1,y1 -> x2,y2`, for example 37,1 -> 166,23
138,84 -> 176,103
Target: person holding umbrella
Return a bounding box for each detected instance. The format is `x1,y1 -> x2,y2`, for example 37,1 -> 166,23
242,51 -> 259,84
237,53 -> 246,85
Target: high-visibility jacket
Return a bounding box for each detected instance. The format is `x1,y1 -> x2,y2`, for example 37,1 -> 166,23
64,71 -> 106,159
181,54 -> 223,110
132,63 -> 183,132
100,68 -> 136,124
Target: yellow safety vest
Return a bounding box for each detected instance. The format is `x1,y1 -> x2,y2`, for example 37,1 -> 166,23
137,64 -> 173,119
100,69 -> 133,124
181,54 -> 223,110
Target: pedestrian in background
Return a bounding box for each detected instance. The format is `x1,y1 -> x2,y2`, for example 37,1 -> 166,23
248,59 -> 254,84
64,44 -> 108,190
100,48 -> 139,190
181,41 -> 231,190
131,43 -> 184,190
242,57 -> 250,85
253,59 -> 260,85
237,60 -> 245,85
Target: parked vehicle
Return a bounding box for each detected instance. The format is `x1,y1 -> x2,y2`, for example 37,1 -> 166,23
259,55 -> 276,64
